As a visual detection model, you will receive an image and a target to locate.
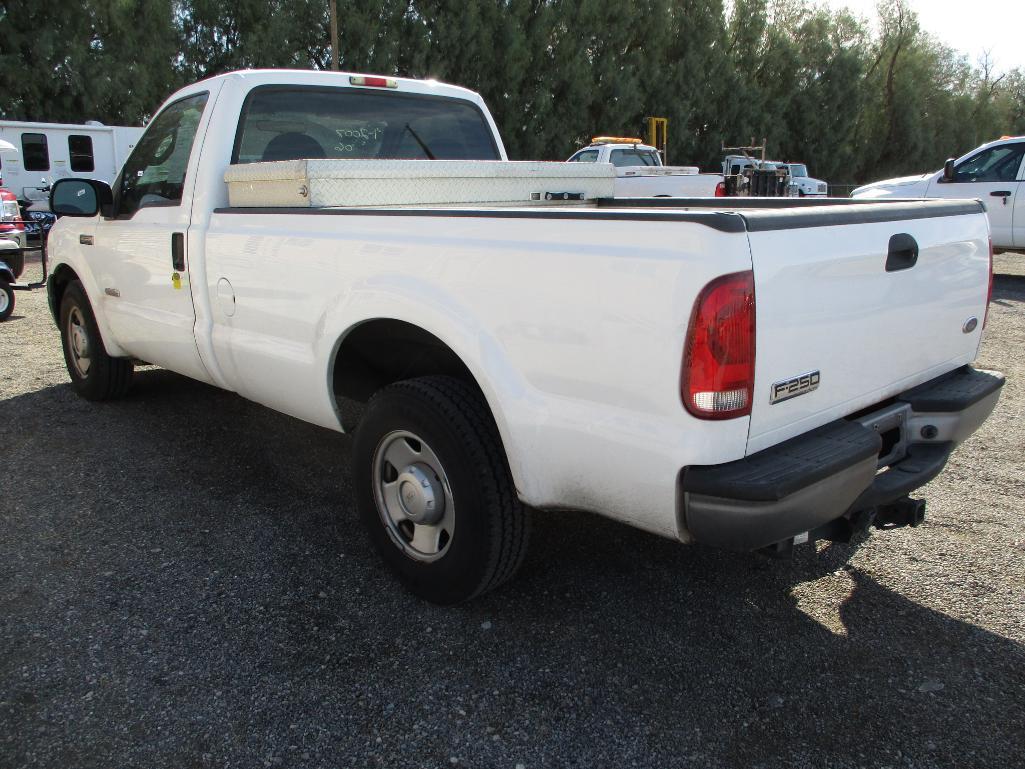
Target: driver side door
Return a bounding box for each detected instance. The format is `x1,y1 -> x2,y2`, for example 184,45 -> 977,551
90,91 -> 213,383
929,142 -> 1025,248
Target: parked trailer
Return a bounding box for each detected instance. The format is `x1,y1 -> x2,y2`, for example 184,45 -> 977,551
0,120 -> 143,209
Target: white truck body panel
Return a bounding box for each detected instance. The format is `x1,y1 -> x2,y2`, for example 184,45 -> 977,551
852,136 -> 1025,249
45,69 -> 997,545
199,209 -> 754,537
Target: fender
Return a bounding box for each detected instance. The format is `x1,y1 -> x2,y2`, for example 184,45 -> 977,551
45,219 -> 130,358
317,275 -> 546,504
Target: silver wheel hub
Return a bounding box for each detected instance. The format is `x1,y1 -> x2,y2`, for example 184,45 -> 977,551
71,325 -> 90,358
372,430 -> 455,562
66,306 -> 92,377
396,463 -> 445,524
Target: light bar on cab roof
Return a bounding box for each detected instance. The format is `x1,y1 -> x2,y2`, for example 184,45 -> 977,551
349,76 -> 397,89
591,136 -> 643,144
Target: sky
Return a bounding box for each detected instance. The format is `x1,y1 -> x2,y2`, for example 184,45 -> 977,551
821,0 -> 1025,74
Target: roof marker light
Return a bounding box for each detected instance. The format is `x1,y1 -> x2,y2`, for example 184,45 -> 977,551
591,136 -> 644,145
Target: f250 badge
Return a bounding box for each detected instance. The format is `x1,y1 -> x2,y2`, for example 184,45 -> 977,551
770,370 -> 821,404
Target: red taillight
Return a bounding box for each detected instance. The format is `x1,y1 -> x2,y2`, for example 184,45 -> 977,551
682,270 -> 756,419
984,237 -> 993,328
714,181 -> 726,197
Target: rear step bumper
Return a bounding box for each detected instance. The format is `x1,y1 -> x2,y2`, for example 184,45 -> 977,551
680,366 -> 1004,551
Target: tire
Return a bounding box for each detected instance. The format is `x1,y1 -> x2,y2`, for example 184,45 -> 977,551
0,281 -> 13,321
5,251 -> 25,280
352,376 -> 531,604
59,280 -> 133,400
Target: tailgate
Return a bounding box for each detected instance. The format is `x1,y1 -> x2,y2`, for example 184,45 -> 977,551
743,200 -> 991,455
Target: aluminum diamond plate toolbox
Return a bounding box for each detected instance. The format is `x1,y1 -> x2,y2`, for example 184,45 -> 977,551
224,159 -> 615,208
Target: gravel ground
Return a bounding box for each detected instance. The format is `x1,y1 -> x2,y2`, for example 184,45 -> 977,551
1,252 -> 1023,769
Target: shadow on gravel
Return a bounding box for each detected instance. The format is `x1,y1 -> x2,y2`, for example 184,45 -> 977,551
2,370 -> 1023,769
993,272 -> 1025,304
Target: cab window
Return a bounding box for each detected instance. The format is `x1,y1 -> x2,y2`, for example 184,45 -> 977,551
609,148 -> 660,167
118,92 -> 208,217
21,133 -> 49,171
954,144 -> 1025,183
569,150 -> 600,163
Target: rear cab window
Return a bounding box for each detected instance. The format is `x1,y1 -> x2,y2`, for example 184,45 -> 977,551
233,86 -> 501,164
569,150 -> 600,163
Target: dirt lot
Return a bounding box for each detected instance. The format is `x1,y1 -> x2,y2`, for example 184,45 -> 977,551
1,253 -> 1023,769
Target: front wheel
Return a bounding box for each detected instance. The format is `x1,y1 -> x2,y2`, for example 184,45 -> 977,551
0,281 -> 13,321
352,376 -> 531,604
59,280 -> 133,400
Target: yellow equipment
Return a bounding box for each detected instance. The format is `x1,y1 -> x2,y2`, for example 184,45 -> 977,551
645,117 -> 668,164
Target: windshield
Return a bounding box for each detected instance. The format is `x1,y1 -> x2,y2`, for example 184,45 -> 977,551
233,87 -> 501,163
788,164 -> 808,177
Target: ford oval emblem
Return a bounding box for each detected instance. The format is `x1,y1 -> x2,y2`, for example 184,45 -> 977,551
962,317 -> 978,334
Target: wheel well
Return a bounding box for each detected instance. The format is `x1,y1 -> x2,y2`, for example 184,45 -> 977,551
47,264 -> 80,322
333,319 -> 484,423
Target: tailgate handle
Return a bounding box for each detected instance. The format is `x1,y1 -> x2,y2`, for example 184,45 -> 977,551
886,233 -> 918,272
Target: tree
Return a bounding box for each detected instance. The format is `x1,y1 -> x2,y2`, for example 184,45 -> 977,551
0,0 -> 1020,182
0,0 -> 182,124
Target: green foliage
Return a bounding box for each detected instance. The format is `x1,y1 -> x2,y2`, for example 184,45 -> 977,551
0,0 -> 1021,184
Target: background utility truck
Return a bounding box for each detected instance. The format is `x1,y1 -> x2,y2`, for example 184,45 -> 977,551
568,138 -> 725,197
45,69 -> 1002,603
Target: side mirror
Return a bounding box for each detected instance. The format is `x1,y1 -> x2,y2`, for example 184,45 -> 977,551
50,178 -> 112,218
942,158 -> 956,182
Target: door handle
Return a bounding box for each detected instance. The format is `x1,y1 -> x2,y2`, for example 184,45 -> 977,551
886,233 -> 919,272
990,190 -> 1011,205
171,232 -> 185,271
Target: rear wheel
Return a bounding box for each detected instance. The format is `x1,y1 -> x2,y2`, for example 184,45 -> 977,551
59,280 -> 133,400
0,281 -> 13,321
352,376 -> 531,604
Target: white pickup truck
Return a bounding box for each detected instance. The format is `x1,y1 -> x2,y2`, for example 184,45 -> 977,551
852,135 -> 1024,252
45,70 -> 1003,604
568,139 -> 724,197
